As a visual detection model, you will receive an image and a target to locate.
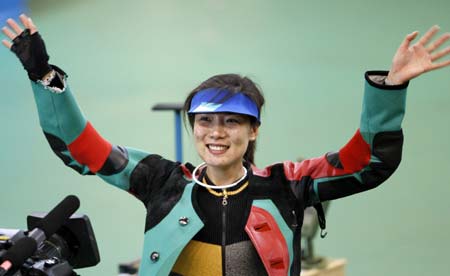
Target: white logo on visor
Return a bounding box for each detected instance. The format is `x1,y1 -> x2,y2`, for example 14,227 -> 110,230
192,102 -> 222,112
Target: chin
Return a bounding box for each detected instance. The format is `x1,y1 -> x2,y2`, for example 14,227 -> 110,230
204,159 -> 228,168
205,158 -> 241,170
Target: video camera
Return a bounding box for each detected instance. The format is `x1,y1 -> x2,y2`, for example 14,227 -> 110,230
0,196 -> 100,276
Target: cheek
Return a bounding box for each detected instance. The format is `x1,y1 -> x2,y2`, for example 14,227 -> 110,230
193,126 -> 204,141
231,132 -> 251,148
193,129 -> 204,154
193,128 -> 208,153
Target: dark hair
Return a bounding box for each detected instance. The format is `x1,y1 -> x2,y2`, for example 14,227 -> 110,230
183,73 -> 265,164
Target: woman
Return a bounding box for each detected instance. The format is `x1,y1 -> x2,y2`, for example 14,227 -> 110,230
2,14 -> 450,276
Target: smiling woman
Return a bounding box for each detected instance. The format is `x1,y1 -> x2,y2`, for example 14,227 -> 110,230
2,13 -> 450,276
193,113 -> 257,178
185,76 -> 262,187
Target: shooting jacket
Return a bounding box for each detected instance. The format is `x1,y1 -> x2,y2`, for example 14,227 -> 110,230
30,69 -> 407,275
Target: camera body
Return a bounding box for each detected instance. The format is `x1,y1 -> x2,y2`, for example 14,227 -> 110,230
0,213 -> 100,276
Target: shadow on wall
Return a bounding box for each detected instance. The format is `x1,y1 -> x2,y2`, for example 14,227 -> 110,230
0,0 -> 81,22
28,0 -> 86,15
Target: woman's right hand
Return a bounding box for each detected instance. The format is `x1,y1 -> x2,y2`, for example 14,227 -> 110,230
2,14 -> 52,81
2,14 -> 38,47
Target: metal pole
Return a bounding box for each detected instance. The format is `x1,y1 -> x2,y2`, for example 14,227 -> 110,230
174,110 -> 183,162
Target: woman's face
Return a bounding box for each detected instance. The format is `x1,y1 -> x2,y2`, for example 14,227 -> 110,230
193,113 -> 258,171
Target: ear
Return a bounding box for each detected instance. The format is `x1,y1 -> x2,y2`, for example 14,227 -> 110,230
249,126 -> 259,141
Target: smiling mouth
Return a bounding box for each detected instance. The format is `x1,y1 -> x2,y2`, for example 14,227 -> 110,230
207,144 -> 229,153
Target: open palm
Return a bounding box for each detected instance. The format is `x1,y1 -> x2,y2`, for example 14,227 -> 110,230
387,26 -> 450,84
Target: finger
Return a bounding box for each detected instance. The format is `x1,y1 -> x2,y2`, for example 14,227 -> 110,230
6,18 -> 23,35
417,25 -> 440,46
399,31 -> 419,50
427,33 -> 450,52
2,39 -> 12,49
28,17 -> 38,34
18,14 -> 38,34
431,46 -> 450,61
2,26 -> 17,40
19,14 -> 31,29
430,59 -> 450,71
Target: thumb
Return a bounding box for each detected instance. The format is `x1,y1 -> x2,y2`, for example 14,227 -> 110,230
399,31 -> 419,51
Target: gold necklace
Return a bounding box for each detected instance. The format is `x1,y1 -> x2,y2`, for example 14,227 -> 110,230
206,181 -> 249,206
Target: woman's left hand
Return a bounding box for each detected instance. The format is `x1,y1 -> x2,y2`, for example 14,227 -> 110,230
386,25 -> 450,85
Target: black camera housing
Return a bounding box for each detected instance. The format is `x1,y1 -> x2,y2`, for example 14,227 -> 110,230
26,213 -> 100,269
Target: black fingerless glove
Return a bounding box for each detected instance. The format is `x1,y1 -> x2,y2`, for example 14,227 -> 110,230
10,29 -> 53,82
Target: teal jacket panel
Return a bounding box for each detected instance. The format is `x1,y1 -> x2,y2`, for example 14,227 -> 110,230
139,183 -> 203,276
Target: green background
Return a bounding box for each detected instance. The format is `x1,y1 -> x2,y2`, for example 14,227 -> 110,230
1,0 -> 450,275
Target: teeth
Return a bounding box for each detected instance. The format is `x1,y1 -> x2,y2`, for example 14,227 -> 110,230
209,145 -> 228,151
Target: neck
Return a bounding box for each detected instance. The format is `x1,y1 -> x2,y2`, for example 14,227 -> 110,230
205,163 -> 245,187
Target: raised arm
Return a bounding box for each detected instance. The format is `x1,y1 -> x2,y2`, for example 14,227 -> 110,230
285,26 -> 450,206
2,15 -> 179,204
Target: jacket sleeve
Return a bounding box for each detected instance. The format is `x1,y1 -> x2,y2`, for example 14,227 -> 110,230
30,69 -> 176,201
286,71 -> 407,206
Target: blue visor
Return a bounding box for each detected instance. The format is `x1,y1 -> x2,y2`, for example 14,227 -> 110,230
188,88 -> 260,123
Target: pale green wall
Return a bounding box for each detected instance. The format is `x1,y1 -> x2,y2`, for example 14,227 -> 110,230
1,0 -> 449,275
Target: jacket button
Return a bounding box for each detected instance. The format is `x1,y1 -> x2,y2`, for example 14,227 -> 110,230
150,251 -> 159,262
178,216 -> 189,226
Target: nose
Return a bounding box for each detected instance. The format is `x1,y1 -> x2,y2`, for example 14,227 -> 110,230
209,121 -> 226,139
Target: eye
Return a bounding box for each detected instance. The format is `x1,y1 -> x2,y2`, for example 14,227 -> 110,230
196,114 -> 212,123
225,115 -> 242,125
226,118 -> 240,124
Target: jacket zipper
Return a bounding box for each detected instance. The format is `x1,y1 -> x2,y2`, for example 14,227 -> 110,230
221,196 -> 227,276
